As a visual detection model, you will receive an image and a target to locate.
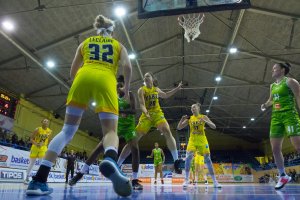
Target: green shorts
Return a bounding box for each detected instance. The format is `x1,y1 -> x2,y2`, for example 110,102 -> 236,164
118,123 -> 137,142
154,161 -> 162,167
270,110 -> 300,138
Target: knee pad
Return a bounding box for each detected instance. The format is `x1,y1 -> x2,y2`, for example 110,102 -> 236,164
47,124 -> 79,154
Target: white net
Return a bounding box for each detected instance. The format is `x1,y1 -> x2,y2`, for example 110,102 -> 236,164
178,13 -> 205,43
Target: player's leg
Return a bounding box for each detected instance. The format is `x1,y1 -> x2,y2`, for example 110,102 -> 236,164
69,140 -> 104,186
183,151 -> 194,188
98,113 -> 132,197
158,163 -> 164,184
203,153 -> 221,188
26,106 -> 83,196
117,133 -> 143,166
117,116 -> 149,166
128,136 -> 143,190
66,166 -> 70,183
25,157 -> 37,184
157,120 -> 181,174
154,165 -> 158,184
270,113 -> 290,190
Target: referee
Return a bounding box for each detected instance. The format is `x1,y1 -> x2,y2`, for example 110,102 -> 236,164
65,150 -> 76,183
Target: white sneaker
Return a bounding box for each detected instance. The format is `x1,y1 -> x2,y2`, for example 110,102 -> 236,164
213,182 -> 222,188
275,175 -> 291,190
182,180 -> 189,189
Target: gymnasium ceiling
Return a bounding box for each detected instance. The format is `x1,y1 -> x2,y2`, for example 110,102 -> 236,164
0,0 -> 300,143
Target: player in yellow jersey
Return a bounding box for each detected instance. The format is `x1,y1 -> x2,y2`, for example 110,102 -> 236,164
194,152 -> 208,185
177,103 -> 221,188
26,14 -> 132,197
117,72 -> 183,174
24,119 -> 52,184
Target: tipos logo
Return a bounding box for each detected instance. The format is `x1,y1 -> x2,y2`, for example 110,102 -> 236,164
0,171 -> 23,179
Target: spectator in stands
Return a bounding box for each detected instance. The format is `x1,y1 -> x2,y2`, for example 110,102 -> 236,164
18,138 -> 25,147
11,133 -> 18,144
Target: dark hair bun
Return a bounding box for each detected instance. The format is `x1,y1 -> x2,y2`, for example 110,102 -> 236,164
284,62 -> 291,68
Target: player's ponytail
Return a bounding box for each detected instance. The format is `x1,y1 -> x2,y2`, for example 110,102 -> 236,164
93,15 -> 115,36
278,62 -> 291,75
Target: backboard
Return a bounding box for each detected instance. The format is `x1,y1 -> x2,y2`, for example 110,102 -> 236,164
138,0 -> 251,19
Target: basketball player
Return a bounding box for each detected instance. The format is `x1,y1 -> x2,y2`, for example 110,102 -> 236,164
177,103 -> 221,188
24,119 -> 52,184
147,142 -> 165,184
26,14 -> 132,197
117,72 -> 183,174
68,75 -> 143,190
194,152 -> 208,185
261,63 -> 300,190
190,155 -> 195,184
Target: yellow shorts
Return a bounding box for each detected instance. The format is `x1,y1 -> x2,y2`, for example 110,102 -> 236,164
66,66 -> 118,115
136,111 -> 167,134
195,155 -> 204,165
187,136 -> 210,155
30,145 -> 47,159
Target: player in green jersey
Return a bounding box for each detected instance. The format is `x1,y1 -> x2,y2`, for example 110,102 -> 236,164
69,75 -> 143,190
147,142 -> 165,184
261,62 -> 300,190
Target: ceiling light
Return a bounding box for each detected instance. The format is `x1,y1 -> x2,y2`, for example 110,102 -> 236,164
114,7 -> 126,17
251,118 -> 255,121
243,126 -> 246,129
91,102 -> 96,107
215,76 -> 222,82
213,96 -> 218,100
128,53 -> 136,59
229,47 -> 238,54
2,20 -> 14,31
46,60 -> 55,68
206,110 -> 210,113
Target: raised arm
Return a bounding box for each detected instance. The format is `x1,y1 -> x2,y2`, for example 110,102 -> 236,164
70,43 -> 84,80
119,44 -> 132,101
261,85 -> 273,110
287,78 -> 300,111
177,115 -> 189,130
157,81 -> 183,99
203,115 -> 216,129
138,87 -> 150,118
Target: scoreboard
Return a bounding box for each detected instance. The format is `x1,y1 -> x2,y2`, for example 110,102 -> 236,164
0,92 -> 18,119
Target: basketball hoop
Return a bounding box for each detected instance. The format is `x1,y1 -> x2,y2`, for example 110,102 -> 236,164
178,13 -> 205,43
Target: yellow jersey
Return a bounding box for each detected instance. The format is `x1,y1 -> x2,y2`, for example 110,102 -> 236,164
81,36 -> 122,75
33,127 -> 51,146
142,86 -> 162,112
189,114 -> 206,137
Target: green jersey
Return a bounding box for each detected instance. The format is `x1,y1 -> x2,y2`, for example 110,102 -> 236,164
271,77 -> 296,112
117,97 -> 136,142
153,148 -> 163,164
